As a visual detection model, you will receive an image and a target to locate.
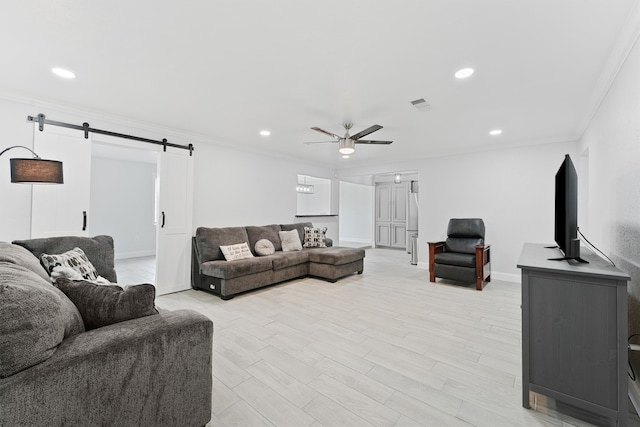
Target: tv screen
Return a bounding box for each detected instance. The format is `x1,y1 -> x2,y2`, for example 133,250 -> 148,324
552,154 -> 587,263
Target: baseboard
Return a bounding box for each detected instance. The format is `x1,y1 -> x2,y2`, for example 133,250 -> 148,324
491,271 -> 520,283
115,250 -> 156,260
339,238 -> 373,244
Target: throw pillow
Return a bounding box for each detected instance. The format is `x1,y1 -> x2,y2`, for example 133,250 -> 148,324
279,230 -> 302,252
54,278 -> 159,330
303,226 -> 328,248
220,242 -> 254,261
255,238 -> 275,256
40,247 -> 100,281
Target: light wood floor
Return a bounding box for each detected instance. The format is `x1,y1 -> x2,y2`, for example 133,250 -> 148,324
154,248 -> 640,427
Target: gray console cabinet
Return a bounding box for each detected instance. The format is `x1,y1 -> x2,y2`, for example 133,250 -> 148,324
517,243 -> 630,426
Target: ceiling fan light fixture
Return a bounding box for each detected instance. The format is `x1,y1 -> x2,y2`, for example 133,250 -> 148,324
338,138 -> 355,155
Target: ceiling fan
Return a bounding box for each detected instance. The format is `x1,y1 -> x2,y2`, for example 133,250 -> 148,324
305,122 -> 393,155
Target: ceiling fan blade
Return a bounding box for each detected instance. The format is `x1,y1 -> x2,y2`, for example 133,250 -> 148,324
303,140 -> 338,145
355,139 -> 393,145
350,124 -> 383,141
311,127 -> 340,139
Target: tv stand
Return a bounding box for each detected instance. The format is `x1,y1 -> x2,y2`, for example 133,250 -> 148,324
518,243 -> 630,426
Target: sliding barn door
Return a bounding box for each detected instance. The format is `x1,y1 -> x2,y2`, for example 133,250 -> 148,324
31,125 -> 91,238
155,148 -> 193,295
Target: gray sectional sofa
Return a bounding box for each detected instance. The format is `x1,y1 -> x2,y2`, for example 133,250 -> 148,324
192,222 -> 365,299
0,236 -> 213,427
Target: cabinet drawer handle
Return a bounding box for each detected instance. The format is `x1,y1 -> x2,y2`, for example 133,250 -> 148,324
161,211 -> 165,228
82,211 -> 87,231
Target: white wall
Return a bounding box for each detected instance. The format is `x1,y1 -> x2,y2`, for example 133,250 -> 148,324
418,141 -> 579,280
89,156 -> 157,259
191,142 -> 335,231
579,29 -> 640,329
339,181 -> 373,244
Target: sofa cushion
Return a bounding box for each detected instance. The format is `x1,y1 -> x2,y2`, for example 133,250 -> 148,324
0,241 -> 50,282
307,247 -> 365,265
220,242 -> 254,261
434,252 -> 476,268
271,251 -> 310,270
13,235 -> 117,283
279,230 -> 302,252
195,227 -> 250,262
54,279 -> 158,330
0,261 -> 84,378
304,226 -> 328,248
40,247 -> 100,281
255,239 -> 275,256
200,256 -> 273,279
246,225 -> 282,254
444,237 -> 484,255
280,222 -> 313,247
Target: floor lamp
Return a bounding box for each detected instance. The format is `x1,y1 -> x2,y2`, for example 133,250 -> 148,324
0,146 -> 63,184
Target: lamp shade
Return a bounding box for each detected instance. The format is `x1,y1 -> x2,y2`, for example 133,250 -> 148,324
339,138 -> 355,155
10,158 -> 63,183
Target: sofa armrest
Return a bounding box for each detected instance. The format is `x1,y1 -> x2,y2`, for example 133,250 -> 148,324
0,309 -> 213,427
427,241 -> 445,282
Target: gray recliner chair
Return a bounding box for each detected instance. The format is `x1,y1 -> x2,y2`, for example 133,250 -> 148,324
428,218 -> 491,290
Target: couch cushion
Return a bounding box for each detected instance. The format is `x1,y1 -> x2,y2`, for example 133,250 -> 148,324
444,237 -> 483,255
270,251 -> 310,270
279,230 -> 302,252
307,247 -> 365,265
195,227 -> 250,262
435,252 -> 476,268
246,225 -> 282,254
54,279 -> 158,330
280,222 -> 313,247
12,235 -> 117,283
0,241 -> 50,282
0,262 -> 84,378
200,256 -> 273,279
255,239 -> 275,256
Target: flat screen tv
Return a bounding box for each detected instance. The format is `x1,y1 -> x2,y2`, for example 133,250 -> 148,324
549,154 -> 588,263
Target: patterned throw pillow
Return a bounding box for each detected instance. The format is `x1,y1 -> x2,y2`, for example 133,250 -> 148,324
220,242 -> 254,261
40,247 -> 100,281
255,239 -> 275,256
279,230 -> 302,252
303,227 -> 328,248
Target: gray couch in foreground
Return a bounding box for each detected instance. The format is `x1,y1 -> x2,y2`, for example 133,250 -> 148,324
192,222 -> 365,300
1,237 -> 213,427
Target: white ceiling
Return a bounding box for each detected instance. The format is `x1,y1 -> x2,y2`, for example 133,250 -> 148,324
0,1 -> 635,169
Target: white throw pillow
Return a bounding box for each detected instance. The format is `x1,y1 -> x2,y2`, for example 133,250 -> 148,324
303,227 -> 328,248
220,242 -> 254,261
279,230 -> 302,252
255,239 -> 275,256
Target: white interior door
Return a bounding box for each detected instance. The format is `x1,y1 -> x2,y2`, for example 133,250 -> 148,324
31,125 -> 91,238
156,148 -> 193,295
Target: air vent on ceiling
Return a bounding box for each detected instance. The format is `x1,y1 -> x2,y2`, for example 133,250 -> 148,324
410,98 -> 432,112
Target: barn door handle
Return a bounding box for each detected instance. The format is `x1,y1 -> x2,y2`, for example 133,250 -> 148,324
82,211 -> 87,231
161,211 -> 165,228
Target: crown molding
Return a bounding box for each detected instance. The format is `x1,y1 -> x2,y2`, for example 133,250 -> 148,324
576,0 -> 640,138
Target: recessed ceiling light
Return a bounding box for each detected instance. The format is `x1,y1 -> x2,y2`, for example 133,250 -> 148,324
259,130 -> 271,136
342,155 -> 350,159
489,129 -> 503,136
51,67 -> 75,79
454,68 -> 474,79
